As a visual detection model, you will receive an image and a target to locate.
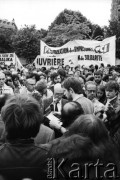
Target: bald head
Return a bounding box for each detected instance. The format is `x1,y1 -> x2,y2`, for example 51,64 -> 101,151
26,78 -> 36,92
54,83 -> 64,100
54,83 -> 64,94
62,101 -> 84,128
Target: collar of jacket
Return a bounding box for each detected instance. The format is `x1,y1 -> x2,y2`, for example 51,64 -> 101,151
6,138 -> 34,145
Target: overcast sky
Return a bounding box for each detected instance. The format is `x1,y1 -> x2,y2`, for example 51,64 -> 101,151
0,0 -> 112,30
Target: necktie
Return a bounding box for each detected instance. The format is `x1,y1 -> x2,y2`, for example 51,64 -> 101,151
0,88 -> 2,94
55,102 -> 58,111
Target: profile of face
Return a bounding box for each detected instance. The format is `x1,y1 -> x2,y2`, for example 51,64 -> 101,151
105,89 -> 117,100
63,88 -> 73,101
94,75 -> 102,84
0,73 -> 5,87
97,89 -> 104,100
86,84 -> 96,100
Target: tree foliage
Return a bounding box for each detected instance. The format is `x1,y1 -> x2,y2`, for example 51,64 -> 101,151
43,9 -> 94,46
0,28 -> 15,53
104,20 -> 120,58
0,9 -> 105,63
12,25 -> 42,63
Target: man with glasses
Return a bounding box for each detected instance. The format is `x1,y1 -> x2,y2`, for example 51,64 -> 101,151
0,72 -> 13,95
20,78 -> 36,95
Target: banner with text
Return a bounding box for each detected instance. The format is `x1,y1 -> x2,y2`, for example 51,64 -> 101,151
40,36 -> 116,66
34,55 -> 78,68
0,53 -> 23,70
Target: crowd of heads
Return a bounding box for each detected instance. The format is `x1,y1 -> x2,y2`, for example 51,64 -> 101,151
0,62 -> 120,179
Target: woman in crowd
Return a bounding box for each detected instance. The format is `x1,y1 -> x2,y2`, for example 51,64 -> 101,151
97,85 -> 107,105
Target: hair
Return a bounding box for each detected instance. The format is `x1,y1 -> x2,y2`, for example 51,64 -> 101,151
79,75 -> 86,83
86,76 -> 94,82
74,65 -> 79,70
39,73 -> 46,79
61,101 -> 84,128
85,72 -> 92,78
65,65 -> 70,70
94,70 -> 103,77
97,85 -> 107,105
100,63 -> 104,68
1,94 -> 43,140
50,72 -> 59,81
57,69 -> 66,81
49,114 -> 118,163
44,69 -> 50,76
102,75 -> 109,82
35,80 -> 47,95
63,77 -> 83,94
68,114 -> 109,145
94,64 -> 98,71
12,74 -> 19,82
4,70 -> 12,77
85,81 -> 96,90
105,81 -> 119,92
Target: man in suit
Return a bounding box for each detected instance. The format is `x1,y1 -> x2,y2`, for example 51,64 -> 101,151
52,83 -> 68,113
63,77 -> 94,114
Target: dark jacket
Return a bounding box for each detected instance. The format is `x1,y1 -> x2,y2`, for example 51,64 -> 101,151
0,139 -> 50,180
34,124 -> 55,145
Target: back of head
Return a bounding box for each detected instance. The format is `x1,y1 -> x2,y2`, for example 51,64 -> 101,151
35,80 -> 47,95
94,70 -> 103,77
68,114 -> 109,145
1,94 -> 43,140
63,77 -> 83,94
61,101 -> 84,128
105,81 -> 119,92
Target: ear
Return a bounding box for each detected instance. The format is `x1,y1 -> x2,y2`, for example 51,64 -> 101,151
69,87 -> 74,94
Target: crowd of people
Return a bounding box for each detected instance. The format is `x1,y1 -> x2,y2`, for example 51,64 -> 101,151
0,62 -> 120,179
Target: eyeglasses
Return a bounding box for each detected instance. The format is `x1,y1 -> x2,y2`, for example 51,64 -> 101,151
7,80 -> 12,82
0,79 -> 5,80
28,83 -> 35,86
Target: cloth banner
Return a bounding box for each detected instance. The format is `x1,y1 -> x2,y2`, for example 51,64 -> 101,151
34,55 -> 78,68
39,36 -> 116,67
0,53 -> 23,70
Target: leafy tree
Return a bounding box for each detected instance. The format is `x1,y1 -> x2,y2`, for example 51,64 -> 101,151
12,25 -> 43,63
0,28 -> 15,53
104,20 -> 120,58
43,9 -> 94,46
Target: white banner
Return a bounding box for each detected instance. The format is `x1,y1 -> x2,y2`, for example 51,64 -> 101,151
40,36 -> 116,66
34,55 -> 78,68
0,53 -> 15,65
0,53 -> 23,70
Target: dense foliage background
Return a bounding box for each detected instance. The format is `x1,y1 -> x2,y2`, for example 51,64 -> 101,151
0,9 -> 118,63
